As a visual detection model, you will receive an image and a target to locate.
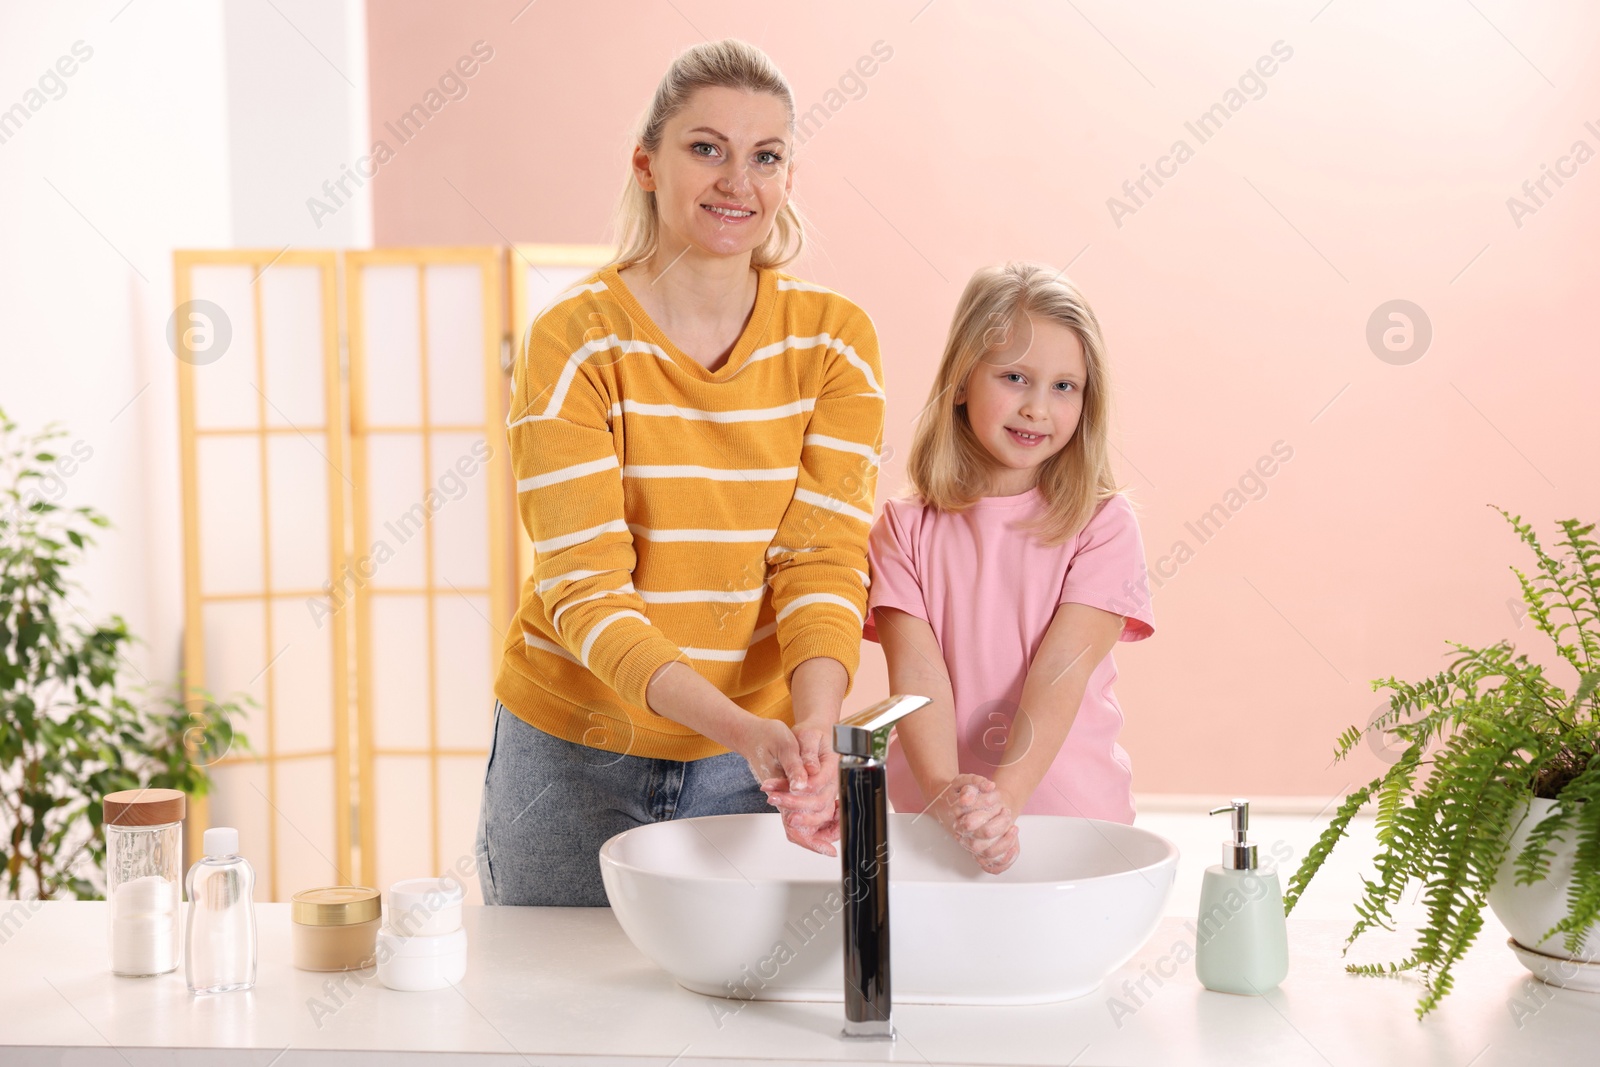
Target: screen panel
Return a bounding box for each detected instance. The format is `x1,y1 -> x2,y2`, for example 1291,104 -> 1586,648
347,248 -> 513,892
175,250 -> 350,899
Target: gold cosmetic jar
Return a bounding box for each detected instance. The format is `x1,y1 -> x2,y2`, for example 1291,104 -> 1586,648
291,886 -> 381,971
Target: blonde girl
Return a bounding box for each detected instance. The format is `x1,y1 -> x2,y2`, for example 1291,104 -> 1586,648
861,262 -> 1154,874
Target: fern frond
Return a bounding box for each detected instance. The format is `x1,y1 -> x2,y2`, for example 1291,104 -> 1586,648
1552,519 -> 1600,668
1527,755 -> 1600,955
1575,671 -> 1600,712
1500,509 -> 1599,673
1347,953 -> 1420,976
1344,742 -> 1433,947
1283,781 -> 1375,914
1408,720 -> 1539,1017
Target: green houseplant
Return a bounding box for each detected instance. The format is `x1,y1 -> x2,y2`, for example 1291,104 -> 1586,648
0,411 -> 249,901
1284,509 -> 1599,1018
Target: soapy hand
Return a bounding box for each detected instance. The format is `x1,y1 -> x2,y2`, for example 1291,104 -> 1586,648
934,774 -> 1020,875
758,724 -> 839,857
735,716 -> 811,791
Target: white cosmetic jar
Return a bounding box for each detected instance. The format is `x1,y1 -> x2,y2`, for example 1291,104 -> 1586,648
385,877 -> 464,938
375,925 -> 467,991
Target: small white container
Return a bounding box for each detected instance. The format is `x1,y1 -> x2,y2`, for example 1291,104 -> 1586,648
384,877 -> 464,938
376,925 -> 467,991
375,877 -> 468,991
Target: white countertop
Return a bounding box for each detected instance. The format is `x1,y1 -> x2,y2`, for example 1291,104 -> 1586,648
0,901 -> 1595,1065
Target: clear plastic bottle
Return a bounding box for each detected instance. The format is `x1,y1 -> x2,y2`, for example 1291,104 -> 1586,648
184,827 -> 257,994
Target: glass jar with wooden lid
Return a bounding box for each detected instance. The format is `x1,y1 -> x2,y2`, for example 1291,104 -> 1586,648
103,788 -> 186,977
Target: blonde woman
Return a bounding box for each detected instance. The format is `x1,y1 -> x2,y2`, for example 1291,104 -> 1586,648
475,40 -> 884,906
785,263 -> 1155,876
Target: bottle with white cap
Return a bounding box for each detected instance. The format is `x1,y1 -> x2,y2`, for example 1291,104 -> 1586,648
184,827 -> 257,994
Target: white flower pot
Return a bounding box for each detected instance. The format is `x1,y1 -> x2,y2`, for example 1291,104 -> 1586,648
1487,796 -> 1600,985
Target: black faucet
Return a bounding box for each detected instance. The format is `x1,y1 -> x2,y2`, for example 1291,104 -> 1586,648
833,693 -> 931,1041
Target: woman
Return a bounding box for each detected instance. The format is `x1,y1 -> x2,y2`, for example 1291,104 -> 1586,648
475,39 -> 886,906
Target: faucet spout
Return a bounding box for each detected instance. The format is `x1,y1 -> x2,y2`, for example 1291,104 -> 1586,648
833,693 -> 931,1041
834,693 -> 931,760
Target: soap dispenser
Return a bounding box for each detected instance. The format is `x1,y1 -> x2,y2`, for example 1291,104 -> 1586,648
1194,798 -> 1288,995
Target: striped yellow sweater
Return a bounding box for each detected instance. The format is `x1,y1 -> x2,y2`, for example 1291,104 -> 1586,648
493,265 -> 885,761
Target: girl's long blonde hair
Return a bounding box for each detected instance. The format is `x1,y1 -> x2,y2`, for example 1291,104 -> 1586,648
907,262 -> 1124,546
608,39 -> 805,271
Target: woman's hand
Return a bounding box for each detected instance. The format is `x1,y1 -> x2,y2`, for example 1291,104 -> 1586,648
733,716 -> 811,794
932,774 -> 1021,875
759,658 -> 848,857
761,722 -> 840,856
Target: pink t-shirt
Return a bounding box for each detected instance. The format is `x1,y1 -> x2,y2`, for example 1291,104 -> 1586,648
863,489 -> 1155,823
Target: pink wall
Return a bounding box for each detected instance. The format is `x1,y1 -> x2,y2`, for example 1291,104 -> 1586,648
366,0 -> 1600,797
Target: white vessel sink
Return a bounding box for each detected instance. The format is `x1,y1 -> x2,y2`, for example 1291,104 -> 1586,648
599,812 -> 1179,1005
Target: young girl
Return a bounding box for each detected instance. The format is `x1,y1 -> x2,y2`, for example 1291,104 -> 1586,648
864,262 -> 1155,874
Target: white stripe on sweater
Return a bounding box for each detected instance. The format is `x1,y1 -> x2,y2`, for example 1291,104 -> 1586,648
776,278 -> 837,294
681,620 -> 780,662
552,583 -> 637,629
580,609 -> 647,667
533,518 -> 629,554
829,335 -> 885,397
802,434 -> 881,464
522,632 -> 579,664
793,487 -> 873,525
743,334 -> 883,397
637,586 -> 766,604
544,336 -> 674,419
518,454 -> 619,491
680,646 -> 748,662
535,568 -> 607,594
621,464 -> 797,481
627,525 -> 776,543
615,398 -> 815,422
766,544 -> 819,559
776,592 -> 863,625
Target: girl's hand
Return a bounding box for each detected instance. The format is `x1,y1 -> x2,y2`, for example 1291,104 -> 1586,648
760,723 -> 840,856
970,821 -> 1020,874
933,774 -> 1021,875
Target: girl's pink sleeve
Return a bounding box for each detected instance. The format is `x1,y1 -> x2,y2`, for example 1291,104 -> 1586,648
1059,494 -> 1156,641
863,498 -> 928,644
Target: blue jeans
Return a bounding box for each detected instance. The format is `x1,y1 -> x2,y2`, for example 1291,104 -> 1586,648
473,701 -> 776,906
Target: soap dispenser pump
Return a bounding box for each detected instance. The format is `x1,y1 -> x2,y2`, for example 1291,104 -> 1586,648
1194,798 -> 1288,995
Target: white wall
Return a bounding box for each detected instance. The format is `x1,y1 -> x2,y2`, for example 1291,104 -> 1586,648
222,0 -> 372,248
0,0 -> 368,688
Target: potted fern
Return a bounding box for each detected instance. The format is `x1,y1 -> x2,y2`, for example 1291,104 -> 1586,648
1284,509 -> 1599,1019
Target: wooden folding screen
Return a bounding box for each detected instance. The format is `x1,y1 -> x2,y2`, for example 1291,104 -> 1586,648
176,244 -> 611,900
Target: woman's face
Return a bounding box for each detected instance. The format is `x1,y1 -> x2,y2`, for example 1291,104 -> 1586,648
954,312 -> 1087,495
633,86 -> 794,261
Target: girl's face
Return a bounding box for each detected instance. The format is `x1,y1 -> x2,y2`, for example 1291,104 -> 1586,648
632,86 -> 794,262
954,312 -> 1087,496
